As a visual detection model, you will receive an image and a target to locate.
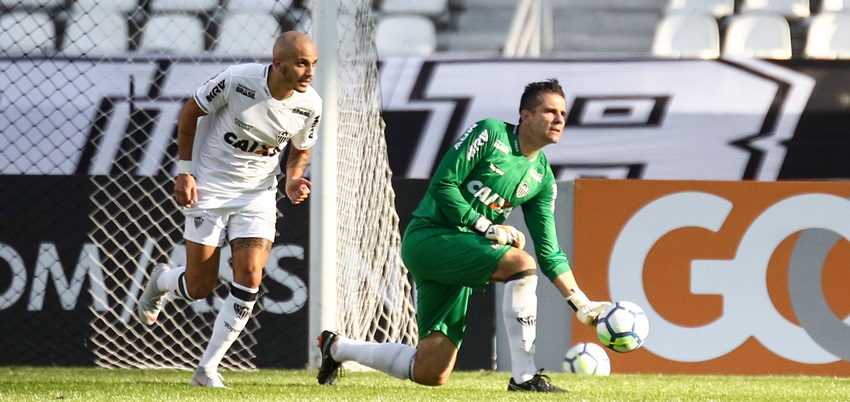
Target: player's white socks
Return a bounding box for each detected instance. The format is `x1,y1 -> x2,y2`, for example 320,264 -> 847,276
197,282 -> 258,373
503,272 -> 539,384
156,265 -> 195,301
332,337 -> 417,381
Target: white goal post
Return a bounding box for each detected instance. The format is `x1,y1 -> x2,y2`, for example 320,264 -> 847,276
308,0 -> 419,368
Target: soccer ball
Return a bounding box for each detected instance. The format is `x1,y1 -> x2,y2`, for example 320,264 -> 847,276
596,300 -> 649,353
563,342 -> 611,375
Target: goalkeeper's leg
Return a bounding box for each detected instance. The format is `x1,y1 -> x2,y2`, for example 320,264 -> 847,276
326,331 -> 458,386
491,250 -> 540,385
330,335 -> 418,381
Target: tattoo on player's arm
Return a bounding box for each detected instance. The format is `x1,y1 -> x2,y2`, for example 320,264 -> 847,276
231,238 -> 272,252
287,156 -> 308,170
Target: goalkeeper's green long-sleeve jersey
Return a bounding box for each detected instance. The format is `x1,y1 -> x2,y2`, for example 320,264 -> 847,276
411,118 -> 571,281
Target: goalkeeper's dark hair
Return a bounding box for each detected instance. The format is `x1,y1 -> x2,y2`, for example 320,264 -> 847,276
519,78 -> 565,116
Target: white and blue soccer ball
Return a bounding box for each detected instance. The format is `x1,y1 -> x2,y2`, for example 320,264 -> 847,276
596,300 -> 650,353
563,342 -> 611,375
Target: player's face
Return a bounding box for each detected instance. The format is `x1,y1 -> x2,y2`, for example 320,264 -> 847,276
279,43 -> 318,93
525,92 -> 567,144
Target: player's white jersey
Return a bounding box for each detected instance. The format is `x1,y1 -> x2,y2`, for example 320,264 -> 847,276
191,63 -> 322,201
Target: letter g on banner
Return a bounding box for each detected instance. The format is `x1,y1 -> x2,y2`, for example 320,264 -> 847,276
609,192 -> 850,364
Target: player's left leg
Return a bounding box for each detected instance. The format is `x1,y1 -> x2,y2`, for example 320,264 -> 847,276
492,248 -> 567,393
193,196 -> 276,388
192,237 -> 268,388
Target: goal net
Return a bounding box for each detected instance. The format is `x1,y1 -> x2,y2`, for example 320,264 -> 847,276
0,0 -> 415,369
333,0 -> 419,347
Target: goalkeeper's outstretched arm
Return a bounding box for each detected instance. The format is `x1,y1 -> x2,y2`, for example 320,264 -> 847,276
552,271 -> 612,327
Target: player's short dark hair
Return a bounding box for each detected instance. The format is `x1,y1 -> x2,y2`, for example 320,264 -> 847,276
519,78 -> 565,114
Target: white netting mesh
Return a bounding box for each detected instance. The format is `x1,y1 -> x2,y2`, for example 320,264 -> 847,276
334,0 -> 418,346
1,0 -> 416,369
80,1 -> 310,370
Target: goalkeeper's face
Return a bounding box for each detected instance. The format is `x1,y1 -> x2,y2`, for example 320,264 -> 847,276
523,92 -> 567,145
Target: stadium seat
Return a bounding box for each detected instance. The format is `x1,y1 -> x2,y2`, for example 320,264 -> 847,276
62,11 -> 129,55
147,0 -> 221,12
72,0 -> 138,13
665,0 -> 735,18
139,14 -> 206,54
0,11 -> 55,53
820,0 -> 850,13
722,13 -> 793,59
0,0 -> 64,9
215,11 -> 280,56
224,0 -> 293,14
803,12 -> 850,58
380,0 -> 449,20
652,13 -> 720,58
740,0 -> 812,18
375,15 -> 437,56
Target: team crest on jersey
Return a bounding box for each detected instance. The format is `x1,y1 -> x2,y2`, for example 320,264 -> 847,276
277,130 -> 292,144
194,217 -> 203,228
516,182 -> 531,198
236,84 -> 255,99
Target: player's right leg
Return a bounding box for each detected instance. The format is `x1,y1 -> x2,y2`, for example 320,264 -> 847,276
136,241 -> 222,327
137,262 -> 171,326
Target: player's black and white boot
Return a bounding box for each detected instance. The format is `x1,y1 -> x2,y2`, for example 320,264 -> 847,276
507,369 -> 568,392
317,330 -> 343,385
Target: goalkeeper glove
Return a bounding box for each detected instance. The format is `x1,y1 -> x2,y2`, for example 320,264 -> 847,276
566,290 -> 612,326
472,216 -> 525,249
485,225 -> 526,249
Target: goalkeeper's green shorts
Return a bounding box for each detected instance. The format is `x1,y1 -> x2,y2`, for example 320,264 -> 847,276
401,218 -> 511,348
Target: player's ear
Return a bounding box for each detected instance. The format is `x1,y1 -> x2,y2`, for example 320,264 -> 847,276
519,108 -> 532,125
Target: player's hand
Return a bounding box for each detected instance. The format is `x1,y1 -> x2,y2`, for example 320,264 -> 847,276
286,177 -> 311,204
485,225 -> 526,249
567,290 -> 613,327
174,174 -> 198,207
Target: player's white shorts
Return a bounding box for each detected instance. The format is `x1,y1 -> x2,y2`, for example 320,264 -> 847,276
182,190 -> 277,247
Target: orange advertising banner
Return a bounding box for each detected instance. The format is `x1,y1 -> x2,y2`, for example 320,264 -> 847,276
572,178 -> 850,375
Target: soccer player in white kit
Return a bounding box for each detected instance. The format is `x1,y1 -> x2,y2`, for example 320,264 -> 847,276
137,31 -> 322,388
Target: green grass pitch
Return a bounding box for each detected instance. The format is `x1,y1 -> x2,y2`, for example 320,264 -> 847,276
1,366 -> 849,401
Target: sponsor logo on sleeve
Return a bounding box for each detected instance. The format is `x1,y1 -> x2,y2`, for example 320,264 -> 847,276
466,129 -> 489,161
308,115 -> 320,139
205,79 -> 226,103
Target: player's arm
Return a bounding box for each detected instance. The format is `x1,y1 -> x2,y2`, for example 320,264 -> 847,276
285,146 -> 311,204
174,97 -> 206,207
521,173 -> 611,326
428,121 -> 493,228
285,107 -> 320,205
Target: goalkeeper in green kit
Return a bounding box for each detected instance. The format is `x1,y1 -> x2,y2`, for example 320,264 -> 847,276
317,78 -> 611,392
